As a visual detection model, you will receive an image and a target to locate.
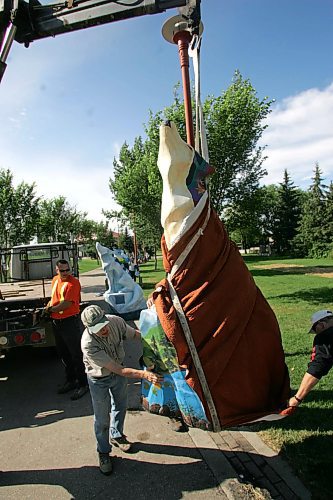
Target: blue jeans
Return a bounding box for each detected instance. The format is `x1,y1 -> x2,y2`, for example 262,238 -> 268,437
88,374 -> 128,454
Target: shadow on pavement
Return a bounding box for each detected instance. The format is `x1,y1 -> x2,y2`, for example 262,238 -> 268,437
0,346 -> 93,431
0,345 -> 141,432
1,440 -> 313,500
1,449 -> 225,500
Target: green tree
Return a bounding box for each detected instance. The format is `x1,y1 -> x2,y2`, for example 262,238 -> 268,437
271,170 -> 302,255
224,184 -> 283,253
324,181 -> 333,257
257,184 -> 280,246
205,71 -> 272,216
224,188 -> 265,252
108,135 -> 162,264
38,196 -> 87,243
76,218 -> 97,242
294,163 -> 328,257
118,227 -> 134,254
94,221 -> 116,249
77,219 -> 116,257
0,168 -> 40,247
108,73 -> 272,257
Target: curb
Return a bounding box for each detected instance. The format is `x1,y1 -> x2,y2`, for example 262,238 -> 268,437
240,431 -> 311,500
189,427 -> 312,500
189,428 -> 257,499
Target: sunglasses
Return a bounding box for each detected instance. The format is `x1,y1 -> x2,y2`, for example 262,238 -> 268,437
58,268 -> 70,273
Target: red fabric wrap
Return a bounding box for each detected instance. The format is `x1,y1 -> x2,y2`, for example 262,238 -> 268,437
154,200 -> 290,427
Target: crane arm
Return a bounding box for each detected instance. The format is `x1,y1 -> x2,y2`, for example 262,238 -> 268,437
0,0 -> 200,82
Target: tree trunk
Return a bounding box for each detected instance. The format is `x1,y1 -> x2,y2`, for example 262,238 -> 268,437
154,245 -> 157,271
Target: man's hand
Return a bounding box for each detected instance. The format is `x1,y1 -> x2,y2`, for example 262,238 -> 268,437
41,305 -> 52,318
146,297 -> 154,308
288,396 -> 302,407
279,396 -> 301,416
143,371 -> 163,385
279,405 -> 298,416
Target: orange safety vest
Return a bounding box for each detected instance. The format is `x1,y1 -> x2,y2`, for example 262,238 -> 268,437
49,275 -> 81,319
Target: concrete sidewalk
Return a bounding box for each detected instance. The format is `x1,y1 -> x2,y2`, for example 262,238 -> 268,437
0,406 -> 311,500
187,426 -> 311,500
79,267 -> 311,499
32,266 -> 308,499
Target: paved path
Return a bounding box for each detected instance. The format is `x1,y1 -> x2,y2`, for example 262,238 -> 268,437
80,267 -> 311,499
0,267 -> 311,499
190,427 -> 311,499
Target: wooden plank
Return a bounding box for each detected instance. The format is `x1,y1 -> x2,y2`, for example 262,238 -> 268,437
1,293 -> 26,297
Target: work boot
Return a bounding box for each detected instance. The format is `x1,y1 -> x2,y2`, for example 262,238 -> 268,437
98,453 -> 112,475
71,385 -> 89,400
57,381 -> 76,394
110,435 -> 132,452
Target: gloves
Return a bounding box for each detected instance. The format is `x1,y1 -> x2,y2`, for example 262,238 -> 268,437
41,306 -> 52,319
279,401 -> 298,417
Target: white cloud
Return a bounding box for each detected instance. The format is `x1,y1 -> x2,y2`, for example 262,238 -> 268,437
0,25 -> 139,224
5,152 -> 119,222
2,53 -> 333,223
261,82 -> 333,187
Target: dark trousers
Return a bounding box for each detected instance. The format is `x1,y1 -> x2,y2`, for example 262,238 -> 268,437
52,315 -> 87,387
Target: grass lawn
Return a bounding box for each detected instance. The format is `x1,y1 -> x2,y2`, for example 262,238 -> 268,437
78,257 -> 101,274
138,258 -> 166,299
139,254 -> 333,498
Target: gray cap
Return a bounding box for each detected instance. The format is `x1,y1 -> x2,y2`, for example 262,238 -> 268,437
81,304 -> 110,334
309,309 -> 333,333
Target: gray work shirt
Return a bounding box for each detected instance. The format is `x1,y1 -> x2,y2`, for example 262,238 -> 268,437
81,314 -> 137,378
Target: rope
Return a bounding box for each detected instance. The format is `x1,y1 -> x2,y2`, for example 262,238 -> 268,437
167,201 -> 221,432
167,277 -> 221,432
169,198 -> 210,280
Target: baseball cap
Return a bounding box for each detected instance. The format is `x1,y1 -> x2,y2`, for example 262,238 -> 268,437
309,309 -> 333,333
81,305 -> 110,334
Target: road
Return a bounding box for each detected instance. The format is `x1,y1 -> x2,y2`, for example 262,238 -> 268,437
0,268 -> 230,499
1,268 -> 311,500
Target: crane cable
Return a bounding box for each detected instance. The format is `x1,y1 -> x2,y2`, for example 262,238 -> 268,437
189,33 -> 209,164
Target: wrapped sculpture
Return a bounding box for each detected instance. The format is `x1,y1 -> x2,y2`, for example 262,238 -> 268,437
141,121 -> 290,430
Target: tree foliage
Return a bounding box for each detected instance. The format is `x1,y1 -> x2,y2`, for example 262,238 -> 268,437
324,182 -> 333,258
37,196 -> 87,243
0,168 -> 40,247
206,72 -> 272,215
77,219 -> 116,257
293,163 -> 328,257
224,188 -> 266,251
271,170 -> 303,255
118,227 -> 134,254
109,72 -> 271,253
109,133 -> 163,251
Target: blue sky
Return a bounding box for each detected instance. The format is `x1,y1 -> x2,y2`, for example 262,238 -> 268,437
1,0 -> 332,221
